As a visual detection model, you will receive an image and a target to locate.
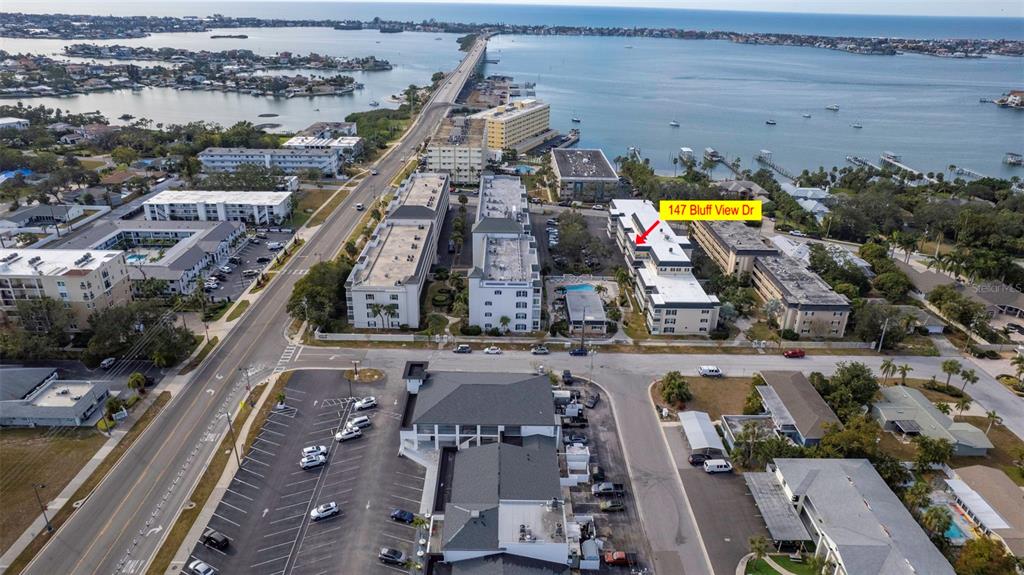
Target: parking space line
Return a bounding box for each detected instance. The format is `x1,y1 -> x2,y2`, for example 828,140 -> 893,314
307,524 -> 344,538
239,467 -> 266,478
256,540 -> 297,554
264,419 -> 290,428
204,546 -> 228,556
225,487 -> 254,501
250,445 -> 276,457
391,481 -> 421,491
390,494 -> 420,504
243,456 -> 272,467
379,564 -> 410,574
269,512 -> 306,524
283,477 -> 319,488
255,436 -> 282,446
394,471 -> 424,481
386,521 -> 416,531
260,427 -> 286,437
380,532 -> 414,544
333,455 -> 364,465
250,555 -> 290,568
275,500 -> 313,511
284,387 -> 307,394
280,488 -> 315,499
301,540 -> 336,554
320,478 -> 357,490
233,477 -> 260,489
308,424 -> 342,433
212,513 -> 241,527
290,468 -> 321,476
263,526 -> 301,538
220,500 -> 249,514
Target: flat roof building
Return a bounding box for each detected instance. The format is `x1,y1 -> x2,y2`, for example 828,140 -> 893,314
198,146 -> 340,177
469,176 -> 540,333
346,174 -> 449,330
689,220 -> 777,276
426,117 -> 494,185
551,148 -> 619,202
871,386 -> 992,456
62,220 -> 245,295
0,367 -> 110,427
143,190 -> 293,225
0,249 -> 132,331
754,371 -> 840,446
282,135 -> 364,158
296,121 -> 357,138
945,465 -> 1024,557
470,99 -> 551,152
608,199 -> 719,336
752,255 -> 850,337
769,235 -> 874,278
746,458 -> 955,575
565,288 -> 607,336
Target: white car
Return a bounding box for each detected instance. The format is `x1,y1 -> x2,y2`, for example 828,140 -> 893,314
188,559 -> 217,575
788,230 -> 807,237
100,357 -> 117,369
219,265 -> 233,273
355,203 -> 365,211
302,445 -> 327,457
335,427 -> 362,442
347,415 -> 372,429
484,346 -> 502,355
697,365 -> 723,378
299,454 -> 327,469
354,397 -> 377,411
267,241 -> 284,251
310,502 -> 339,520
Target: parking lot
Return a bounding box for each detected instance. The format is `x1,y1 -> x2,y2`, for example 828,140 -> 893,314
205,230 -> 295,302
528,209 -> 623,276
187,369 -> 426,575
564,378 -> 653,572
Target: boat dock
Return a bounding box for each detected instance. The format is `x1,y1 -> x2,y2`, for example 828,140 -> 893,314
1005,152 -> 1023,167
846,155 -> 881,170
754,149 -> 797,181
954,167 -> 987,180
880,151 -> 937,183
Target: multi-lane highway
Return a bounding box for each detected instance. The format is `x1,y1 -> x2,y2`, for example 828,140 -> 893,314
23,36 -> 488,575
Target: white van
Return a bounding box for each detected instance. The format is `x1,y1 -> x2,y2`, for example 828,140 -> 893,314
697,365 -> 723,377
703,459 -> 733,474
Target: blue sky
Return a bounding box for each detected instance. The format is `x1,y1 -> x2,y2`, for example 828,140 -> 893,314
338,0 -> 1024,18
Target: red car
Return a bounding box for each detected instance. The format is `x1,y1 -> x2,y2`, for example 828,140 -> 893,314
783,348 -> 806,358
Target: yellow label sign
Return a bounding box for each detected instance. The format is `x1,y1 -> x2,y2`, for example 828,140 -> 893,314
659,200 -> 762,221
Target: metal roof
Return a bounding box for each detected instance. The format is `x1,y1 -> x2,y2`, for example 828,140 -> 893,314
744,472 -> 812,541
677,410 -> 725,453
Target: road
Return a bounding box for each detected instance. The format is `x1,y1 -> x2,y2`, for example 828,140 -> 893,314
23,36 -> 487,575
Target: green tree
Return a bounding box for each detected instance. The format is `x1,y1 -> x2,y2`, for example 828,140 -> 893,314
659,371 -> 693,405
984,410 -> 1002,435
913,435 -> 954,474
127,372 -> 147,396
959,368 -> 979,395
813,362 -> 879,422
955,397 -> 972,416
105,396 -> 126,419
110,146 -> 138,166
921,505 -> 952,537
941,359 -> 962,388
747,535 -> 770,563
879,359 -> 897,386
13,297 -> 71,345
286,260 -> 352,329
954,536 -> 1018,575
902,479 -> 931,512
896,363 -> 913,386
499,315 -> 511,333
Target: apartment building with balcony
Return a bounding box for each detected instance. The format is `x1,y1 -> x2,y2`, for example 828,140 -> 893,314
689,219 -> 778,276
198,147 -> 340,176
752,255 -> 850,337
471,99 -> 551,152
143,190 -> 293,225
425,117 -> 497,185
607,199 -> 719,335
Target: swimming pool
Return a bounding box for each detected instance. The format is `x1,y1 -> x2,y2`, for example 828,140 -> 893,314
564,284 -> 595,292
945,521 -> 965,540
514,165 -> 536,175
125,254 -> 147,263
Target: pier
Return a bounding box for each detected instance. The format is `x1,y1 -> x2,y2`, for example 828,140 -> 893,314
846,155 -> 881,170
954,166 -> 987,180
880,151 -> 937,183
754,149 -> 797,181
1005,152 -> 1023,167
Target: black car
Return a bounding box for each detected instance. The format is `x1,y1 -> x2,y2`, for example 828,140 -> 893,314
687,447 -> 724,466
584,393 -> 599,409
590,464 -> 605,482
569,348 -> 588,357
228,256 -> 242,265
256,256 -> 272,264
199,527 -> 229,550
212,273 -> 228,281
390,509 -> 415,524
378,547 -> 407,566
558,200 -> 572,207
1007,322 -> 1023,334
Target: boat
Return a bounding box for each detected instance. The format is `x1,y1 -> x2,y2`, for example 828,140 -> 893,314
851,123 -> 863,129
369,100 -> 380,107
765,120 -> 777,126
571,117 -> 581,123
625,45 -> 634,49
802,113 -> 812,118
668,120 -> 680,127
826,104 -> 840,111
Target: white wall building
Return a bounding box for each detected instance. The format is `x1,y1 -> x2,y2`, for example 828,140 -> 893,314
469,176 -> 541,333
346,174 -> 449,329
143,190 -> 293,225
198,147 -> 340,176
0,117 -> 30,131
608,199 -> 720,335
282,135 -> 364,158
425,117 -> 497,185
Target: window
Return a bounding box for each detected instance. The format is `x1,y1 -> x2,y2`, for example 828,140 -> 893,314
700,318 -> 708,323
367,311 -> 375,318
701,309 -> 710,314
515,324 -> 527,331
515,302 -> 527,309
664,327 -> 675,333
484,312 -> 492,318
515,313 -> 526,319
494,290 -> 502,295
664,318 -> 676,325
366,294 -> 375,301
485,301 -> 492,306
665,309 -> 677,316
390,294 -> 399,301
516,290 -> 528,297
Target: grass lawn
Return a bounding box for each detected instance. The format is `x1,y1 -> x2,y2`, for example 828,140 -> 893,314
305,187 -> 351,228
898,334 -> 939,356
5,392 -> 170,574
771,556 -> 820,575
78,158 -> 106,170
952,415 -> 1024,486
418,313 -> 449,336
179,336 -> 218,375
745,559 -> 781,575
390,157 -> 419,187
285,188 -> 334,229
652,376 -> 752,420
226,299 -> 250,322
881,377 -> 968,403
746,322 -> 777,342
0,428 -> 107,554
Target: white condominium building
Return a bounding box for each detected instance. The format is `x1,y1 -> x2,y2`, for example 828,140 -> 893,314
469,176 -> 540,333
143,190 -> 293,225
346,173 -> 449,330
425,117 -> 497,185
470,99 -> 551,152
608,199 -> 720,335
198,147 -> 340,176
0,249 -> 132,332
282,135 -> 364,158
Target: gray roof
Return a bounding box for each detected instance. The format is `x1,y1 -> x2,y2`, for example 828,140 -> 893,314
411,371 -> 555,427
472,218 -> 525,235
389,205 -> 438,221
199,147 -> 335,157
448,555 -> 569,575
757,371 -> 840,441
744,472 -> 812,541
1,205 -> 77,225
872,387 -> 992,450
773,458 -> 955,575
701,220 -> 778,254
565,289 -> 606,324
443,503 -> 499,550
0,367 -> 58,401
754,255 -> 850,309
551,149 -> 617,181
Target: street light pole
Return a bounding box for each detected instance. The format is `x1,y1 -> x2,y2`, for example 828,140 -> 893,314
222,410 -> 242,468
349,360 -> 359,398
33,484 -> 53,532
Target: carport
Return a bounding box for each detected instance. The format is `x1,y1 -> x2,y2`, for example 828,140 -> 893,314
677,411 -> 726,453
743,472 -> 812,549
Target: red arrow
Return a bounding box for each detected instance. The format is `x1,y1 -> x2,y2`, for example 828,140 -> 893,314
635,220 -> 660,245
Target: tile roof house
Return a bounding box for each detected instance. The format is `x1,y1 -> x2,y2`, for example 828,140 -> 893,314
871,386 -> 992,456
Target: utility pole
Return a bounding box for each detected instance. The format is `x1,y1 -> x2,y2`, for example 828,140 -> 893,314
349,360 -> 359,398
33,484 -> 53,532
876,317 -> 890,352
222,410 -> 242,468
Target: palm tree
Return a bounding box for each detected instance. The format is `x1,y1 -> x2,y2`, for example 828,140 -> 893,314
879,359 -> 897,386
382,303 -> 399,328
127,372 -> 146,397
936,402 -> 952,415
921,505 -> 953,537
941,359 -> 962,388
499,315 -> 511,333
959,368 -> 979,395
903,480 -> 930,512
896,363 -> 913,386
594,284 -> 607,296
368,303 -> 385,329
985,410 -> 1003,435
1011,354 -> 1024,381
955,397 -> 972,416
748,535 -> 770,563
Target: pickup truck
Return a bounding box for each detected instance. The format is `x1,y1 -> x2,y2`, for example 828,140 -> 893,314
603,551 -> 638,566
591,482 -> 625,497
560,415 -> 588,428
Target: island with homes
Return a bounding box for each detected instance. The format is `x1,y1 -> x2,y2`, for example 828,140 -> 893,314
63,44 -> 392,72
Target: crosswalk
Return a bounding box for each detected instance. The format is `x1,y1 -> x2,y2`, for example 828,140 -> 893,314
273,344 -> 298,375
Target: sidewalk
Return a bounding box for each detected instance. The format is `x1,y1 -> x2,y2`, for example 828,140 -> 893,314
0,390 -> 162,571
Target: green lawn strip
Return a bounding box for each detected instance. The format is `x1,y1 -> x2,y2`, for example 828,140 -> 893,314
179,337 -> 218,376
225,300 -> 251,322
268,238 -> 306,272
4,392 -> 171,575
306,187 -> 351,228
146,374 -> 289,575
745,558 -> 781,575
